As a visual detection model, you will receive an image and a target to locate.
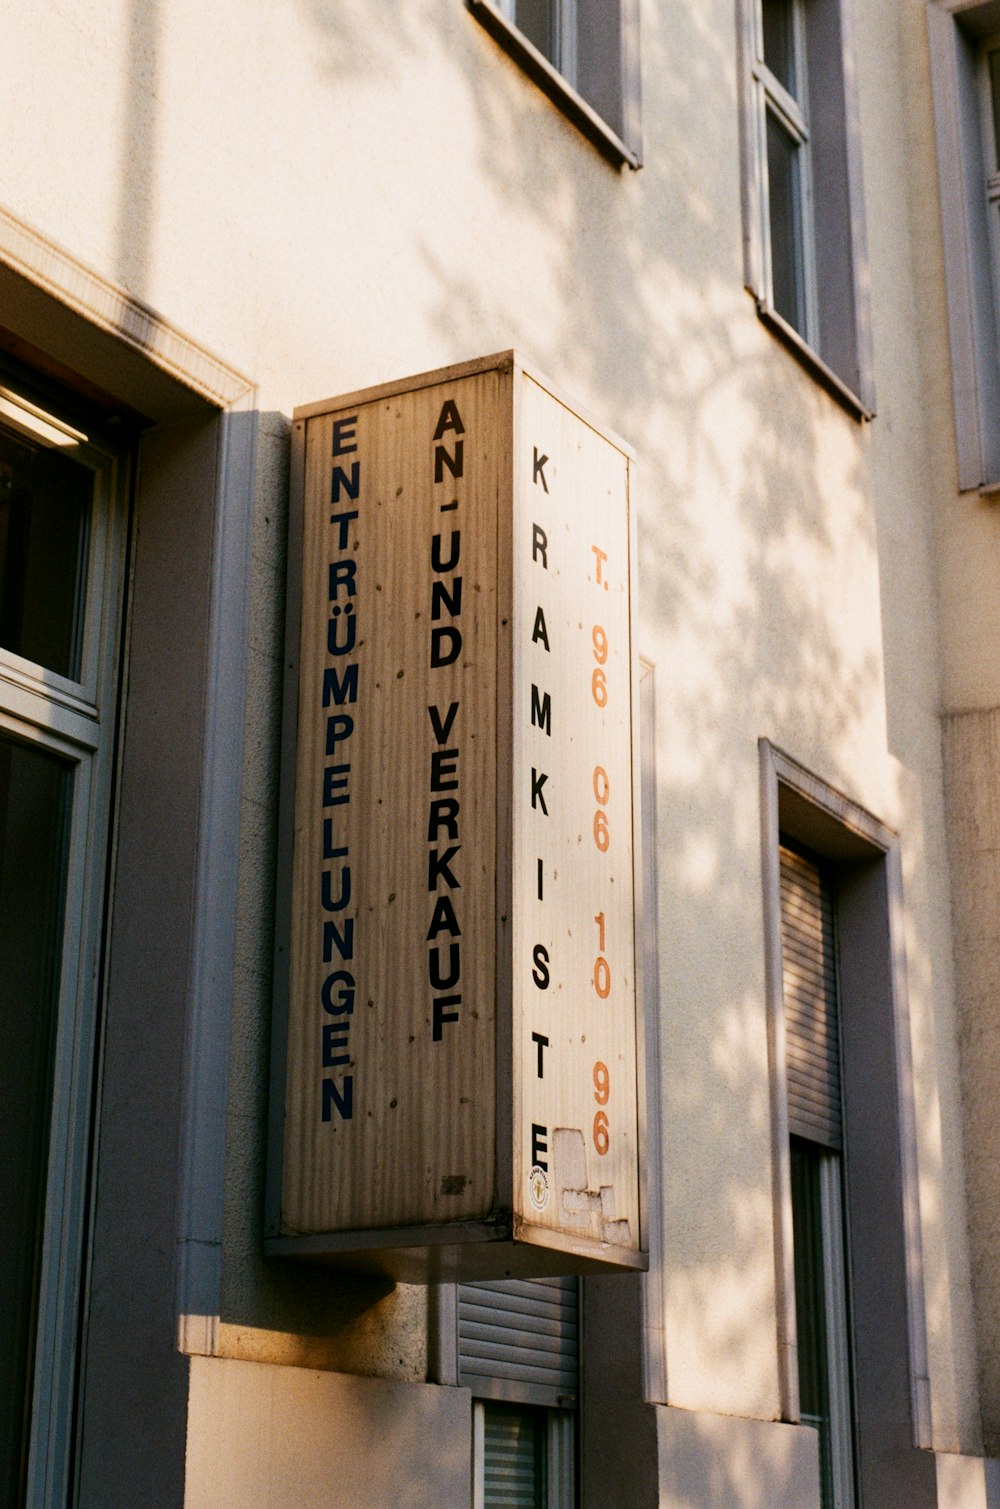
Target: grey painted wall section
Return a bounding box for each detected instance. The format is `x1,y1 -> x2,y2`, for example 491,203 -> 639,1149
837,858 -> 938,1505
581,1272 -> 658,1507
175,403 -> 257,1344
943,709 -> 1000,1455
184,1359 -> 472,1508
77,418 -> 227,1508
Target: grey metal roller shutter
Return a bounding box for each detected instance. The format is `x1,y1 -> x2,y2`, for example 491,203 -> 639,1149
780,844 -> 842,1149
458,1277 -> 579,1408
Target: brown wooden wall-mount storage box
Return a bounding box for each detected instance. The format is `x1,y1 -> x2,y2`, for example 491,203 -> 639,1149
266,352 -> 646,1281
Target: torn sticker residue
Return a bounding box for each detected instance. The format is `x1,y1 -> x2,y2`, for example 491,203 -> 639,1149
552,1127 -> 632,1246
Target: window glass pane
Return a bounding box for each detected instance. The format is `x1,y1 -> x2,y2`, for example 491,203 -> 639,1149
790,1140 -> 828,1425
766,109 -> 805,336
0,734 -> 72,1507
989,48 -> 1000,170
762,0 -> 796,96
483,1403 -> 547,1508
515,0 -> 556,64
791,1139 -> 845,1509
0,423 -> 92,681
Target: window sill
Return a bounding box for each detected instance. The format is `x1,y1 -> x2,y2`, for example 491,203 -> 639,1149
756,298 -> 875,423
466,0 -> 641,171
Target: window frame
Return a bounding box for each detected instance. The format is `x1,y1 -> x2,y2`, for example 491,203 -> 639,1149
472,1399 -> 575,1508
756,0 -> 820,346
0,381 -> 131,1508
792,1141 -> 855,1509
780,840 -> 857,1509
738,0 -> 876,418
467,0 -> 642,169
928,0 -> 1000,490
758,742 -> 933,1485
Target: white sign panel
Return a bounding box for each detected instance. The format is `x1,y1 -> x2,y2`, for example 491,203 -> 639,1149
512,374 -> 639,1256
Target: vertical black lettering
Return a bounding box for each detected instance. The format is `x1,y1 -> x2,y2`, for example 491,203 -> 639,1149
531,1032 -> 549,1077
328,559 -> 357,599
432,531 -> 461,572
434,441 -> 464,483
532,524 -> 548,568
332,462 -> 360,503
427,702 -> 459,744
427,798 -> 460,841
329,509 -> 359,545
332,416 -> 358,455
428,942 -> 461,990
322,1076 -> 354,1121
433,400 -> 466,439
530,768 -> 549,815
531,1123 -> 549,1170
430,626 -> 462,667
432,577 -> 463,619
322,918 -> 355,963
432,995 -> 461,1040
530,686 -> 551,736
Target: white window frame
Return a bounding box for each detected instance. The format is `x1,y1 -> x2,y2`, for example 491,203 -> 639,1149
738,0 -> 876,417
928,0 -> 1000,490
467,0 -> 642,169
0,385 -> 129,1507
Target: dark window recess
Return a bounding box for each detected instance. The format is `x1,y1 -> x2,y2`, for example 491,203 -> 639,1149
0,424 -> 91,681
0,735 -> 72,1507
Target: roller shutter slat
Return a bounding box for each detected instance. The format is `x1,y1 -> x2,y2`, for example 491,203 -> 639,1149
780,845 -> 842,1150
459,1276 -> 579,1407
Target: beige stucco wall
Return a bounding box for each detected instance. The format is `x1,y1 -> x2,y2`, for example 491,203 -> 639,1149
185,1357 -> 472,1507
0,0 -> 987,1472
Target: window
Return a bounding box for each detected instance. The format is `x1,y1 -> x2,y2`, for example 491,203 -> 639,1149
459,1278 -> 577,1508
781,844 -> 856,1508
739,0 -> 875,414
501,0 -> 577,83
467,0 -> 642,168
928,0 -> 1000,488
760,743 -> 937,1507
0,370 -> 128,1506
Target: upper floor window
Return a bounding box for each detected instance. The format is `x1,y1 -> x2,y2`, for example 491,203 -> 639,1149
739,0 -> 875,416
928,0 -> 1000,489
468,0 -> 642,168
502,0 -> 578,82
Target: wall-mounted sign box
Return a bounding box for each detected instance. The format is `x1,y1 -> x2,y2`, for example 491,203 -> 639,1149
266,352 -> 646,1281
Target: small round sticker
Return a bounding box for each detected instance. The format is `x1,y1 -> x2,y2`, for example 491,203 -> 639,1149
528,1165 -> 549,1212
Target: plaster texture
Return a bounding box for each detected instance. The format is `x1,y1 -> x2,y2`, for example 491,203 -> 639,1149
943,710 -> 1000,1453
936,1451 -> 1000,1509
184,1357 -> 472,1508
654,1404 -> 820,1508
0,0 -> 990,1484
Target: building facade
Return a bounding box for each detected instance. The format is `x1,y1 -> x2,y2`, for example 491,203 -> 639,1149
3,0 -> 1000,1504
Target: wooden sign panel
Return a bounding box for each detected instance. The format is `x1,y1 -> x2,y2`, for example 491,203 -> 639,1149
267,352 -> 645,1279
